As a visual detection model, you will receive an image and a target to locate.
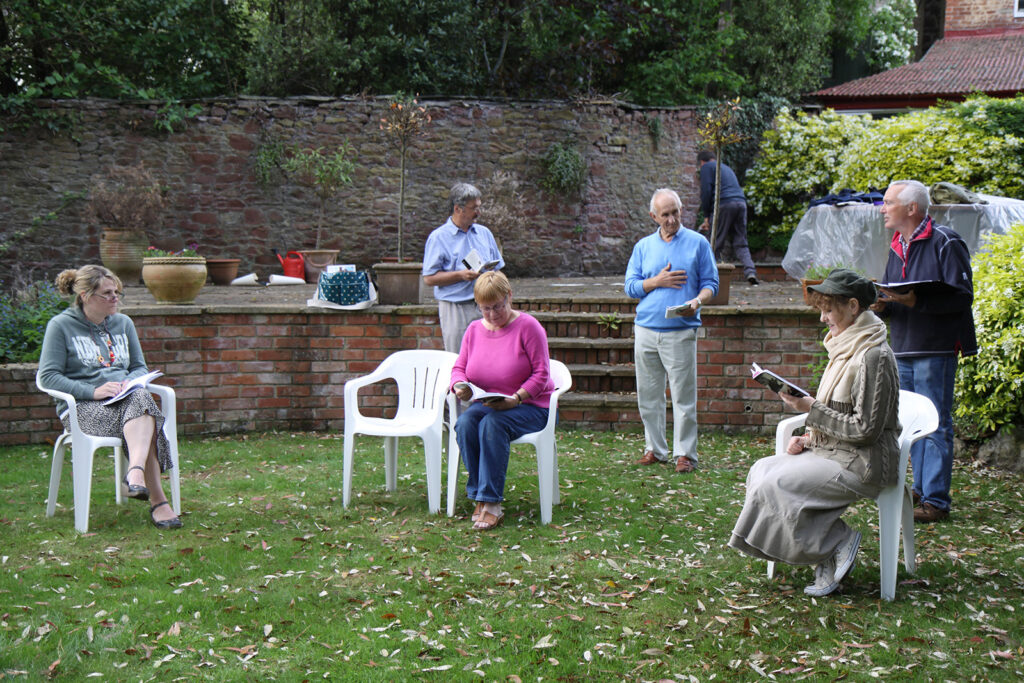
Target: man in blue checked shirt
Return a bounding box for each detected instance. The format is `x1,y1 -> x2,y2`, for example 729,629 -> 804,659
422,183 -> 505,352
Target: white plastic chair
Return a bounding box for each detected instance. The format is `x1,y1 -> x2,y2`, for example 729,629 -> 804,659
342,350 -> 457,514
445,359 -> 572,525
767,389 -> 938,600
36,374 -> 182,533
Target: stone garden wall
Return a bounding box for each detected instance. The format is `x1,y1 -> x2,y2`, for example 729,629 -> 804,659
0,97 -> 699,285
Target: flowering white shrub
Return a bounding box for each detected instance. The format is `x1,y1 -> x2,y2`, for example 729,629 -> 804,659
745,108 -> 872,249
868,0 -> 917,71
745,97 -> 1024,252
836,106 -> 1024,197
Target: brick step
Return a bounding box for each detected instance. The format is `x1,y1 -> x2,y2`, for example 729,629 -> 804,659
547,336 -> 634,365
557,391 -> 641,431
530,310 -> 634,338
565,362 -> 636,393
518,300 -> 637,315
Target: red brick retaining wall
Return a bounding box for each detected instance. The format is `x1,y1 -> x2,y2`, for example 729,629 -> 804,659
0,305 -> 821,446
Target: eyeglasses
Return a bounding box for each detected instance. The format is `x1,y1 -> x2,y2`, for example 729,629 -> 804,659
95,292 -> 124,302
478,296 -> 508,314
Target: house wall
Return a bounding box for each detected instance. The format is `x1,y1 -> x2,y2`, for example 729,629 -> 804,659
945,0 -> 1024,33
0,97 -> 700,286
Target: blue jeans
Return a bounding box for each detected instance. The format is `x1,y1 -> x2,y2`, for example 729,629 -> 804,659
898,355 -> 958,511
455,402 -> 548,503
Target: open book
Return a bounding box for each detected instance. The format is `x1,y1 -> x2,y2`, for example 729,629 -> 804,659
875,279 -> 956,295
665,302 -> 698,318
461,248 -> 500,273
750,363 -> 809,397
454,382 -> 515,403
102,370 -> 164,405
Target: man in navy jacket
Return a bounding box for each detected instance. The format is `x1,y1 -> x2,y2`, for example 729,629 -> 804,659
697,149 -> 758,285
874,180 -> 976,523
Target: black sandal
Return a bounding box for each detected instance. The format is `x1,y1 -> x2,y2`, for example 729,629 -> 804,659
149,501 -> 183,529
122,465 -> 149,501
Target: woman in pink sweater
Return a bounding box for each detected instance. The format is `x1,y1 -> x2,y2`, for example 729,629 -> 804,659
451,272 -> 554,530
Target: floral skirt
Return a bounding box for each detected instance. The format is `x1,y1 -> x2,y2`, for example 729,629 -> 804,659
61,390 -> 173,473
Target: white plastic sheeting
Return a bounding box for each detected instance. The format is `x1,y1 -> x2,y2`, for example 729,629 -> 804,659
782,195 -> 1024,280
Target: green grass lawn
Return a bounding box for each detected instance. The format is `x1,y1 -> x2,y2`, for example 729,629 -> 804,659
1,430 -> 1022,681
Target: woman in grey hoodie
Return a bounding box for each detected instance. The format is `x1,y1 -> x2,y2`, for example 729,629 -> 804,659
38,265 -> 182,529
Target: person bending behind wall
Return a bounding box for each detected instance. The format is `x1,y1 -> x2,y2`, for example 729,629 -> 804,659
38,265 -> 182,529
729,270 -> 899,596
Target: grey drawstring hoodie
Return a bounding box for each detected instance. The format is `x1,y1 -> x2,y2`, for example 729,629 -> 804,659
37,306 -> 149,416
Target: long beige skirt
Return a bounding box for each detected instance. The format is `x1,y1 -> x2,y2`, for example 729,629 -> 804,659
728,452 -> 879,566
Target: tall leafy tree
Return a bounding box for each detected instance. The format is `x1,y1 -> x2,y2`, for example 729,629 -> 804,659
1,0 -> 250,113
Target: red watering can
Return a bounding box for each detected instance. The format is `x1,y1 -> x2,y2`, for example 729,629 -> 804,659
273,249 -> 305,279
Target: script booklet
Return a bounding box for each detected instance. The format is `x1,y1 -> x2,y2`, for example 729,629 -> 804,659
875,279 -> 955,295
665,302 -> 698,318
461,248 -> 500,273
453,382 -> 515,403
750,363 -> 809,397
102,370 -> 164,405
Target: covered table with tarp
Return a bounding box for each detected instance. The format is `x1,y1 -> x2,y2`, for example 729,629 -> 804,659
782,195 -> 1024,280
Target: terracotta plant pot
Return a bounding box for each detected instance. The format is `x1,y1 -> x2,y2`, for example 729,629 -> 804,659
373,261 -> 423,305
99,229 -> 148,284
142,257 -> 207,304
299,249 -> 339,283
206,258 -> 241,285
707,263 -> 735,305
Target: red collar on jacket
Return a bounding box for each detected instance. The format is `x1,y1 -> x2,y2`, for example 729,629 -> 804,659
890,216 -> 933,276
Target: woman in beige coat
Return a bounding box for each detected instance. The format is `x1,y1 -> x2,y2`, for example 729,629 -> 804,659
729,269 -> 900,597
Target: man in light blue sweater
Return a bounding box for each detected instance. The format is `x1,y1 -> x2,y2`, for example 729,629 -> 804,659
625,189 -> 719,473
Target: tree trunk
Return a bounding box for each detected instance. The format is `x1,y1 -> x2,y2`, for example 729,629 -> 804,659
708,145 -> 722,261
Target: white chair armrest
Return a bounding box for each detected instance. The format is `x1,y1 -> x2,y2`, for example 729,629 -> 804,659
36,375 -> 79,426
344,366 -> 399,418
774,413 -> 808,455
148,383 -> 175,409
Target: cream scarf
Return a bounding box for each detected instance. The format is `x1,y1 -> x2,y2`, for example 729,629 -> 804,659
815,310 -> 887,407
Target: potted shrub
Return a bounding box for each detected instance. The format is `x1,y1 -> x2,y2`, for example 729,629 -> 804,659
375,94 -> 431,304
141,245 -> 207,304
282,144 -> 355,283
89,163 -> 166,284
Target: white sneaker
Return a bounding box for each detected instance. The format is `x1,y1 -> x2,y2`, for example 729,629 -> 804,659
804,553 -> 839,597
833,529 -> 862,584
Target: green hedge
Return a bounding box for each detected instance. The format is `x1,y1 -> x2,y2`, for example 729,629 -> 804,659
955,221 -> 1024,435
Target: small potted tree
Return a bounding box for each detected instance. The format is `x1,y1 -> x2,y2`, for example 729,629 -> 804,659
283,144 -> 356,283
375,94 -> 431,304
697,98 -> 745,305
89,163 -> 166,284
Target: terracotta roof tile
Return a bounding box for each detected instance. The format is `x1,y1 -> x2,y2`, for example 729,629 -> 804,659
816,33 -> 1024,99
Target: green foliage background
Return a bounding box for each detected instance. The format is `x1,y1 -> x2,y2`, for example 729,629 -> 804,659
2,0 -> 890,118
745,109 -> 873,251
955,222 -> 1024,435
744,96 -> 1024,252
0,280 -> 68,362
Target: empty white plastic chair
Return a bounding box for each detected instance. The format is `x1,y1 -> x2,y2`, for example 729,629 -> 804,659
767,389 -> 938,600
36,374 -> 182,533
343,349 -> 457,514
446,359 -> 572,525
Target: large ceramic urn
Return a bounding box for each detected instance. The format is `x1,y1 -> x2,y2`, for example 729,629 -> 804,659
141,256 -> 207,304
